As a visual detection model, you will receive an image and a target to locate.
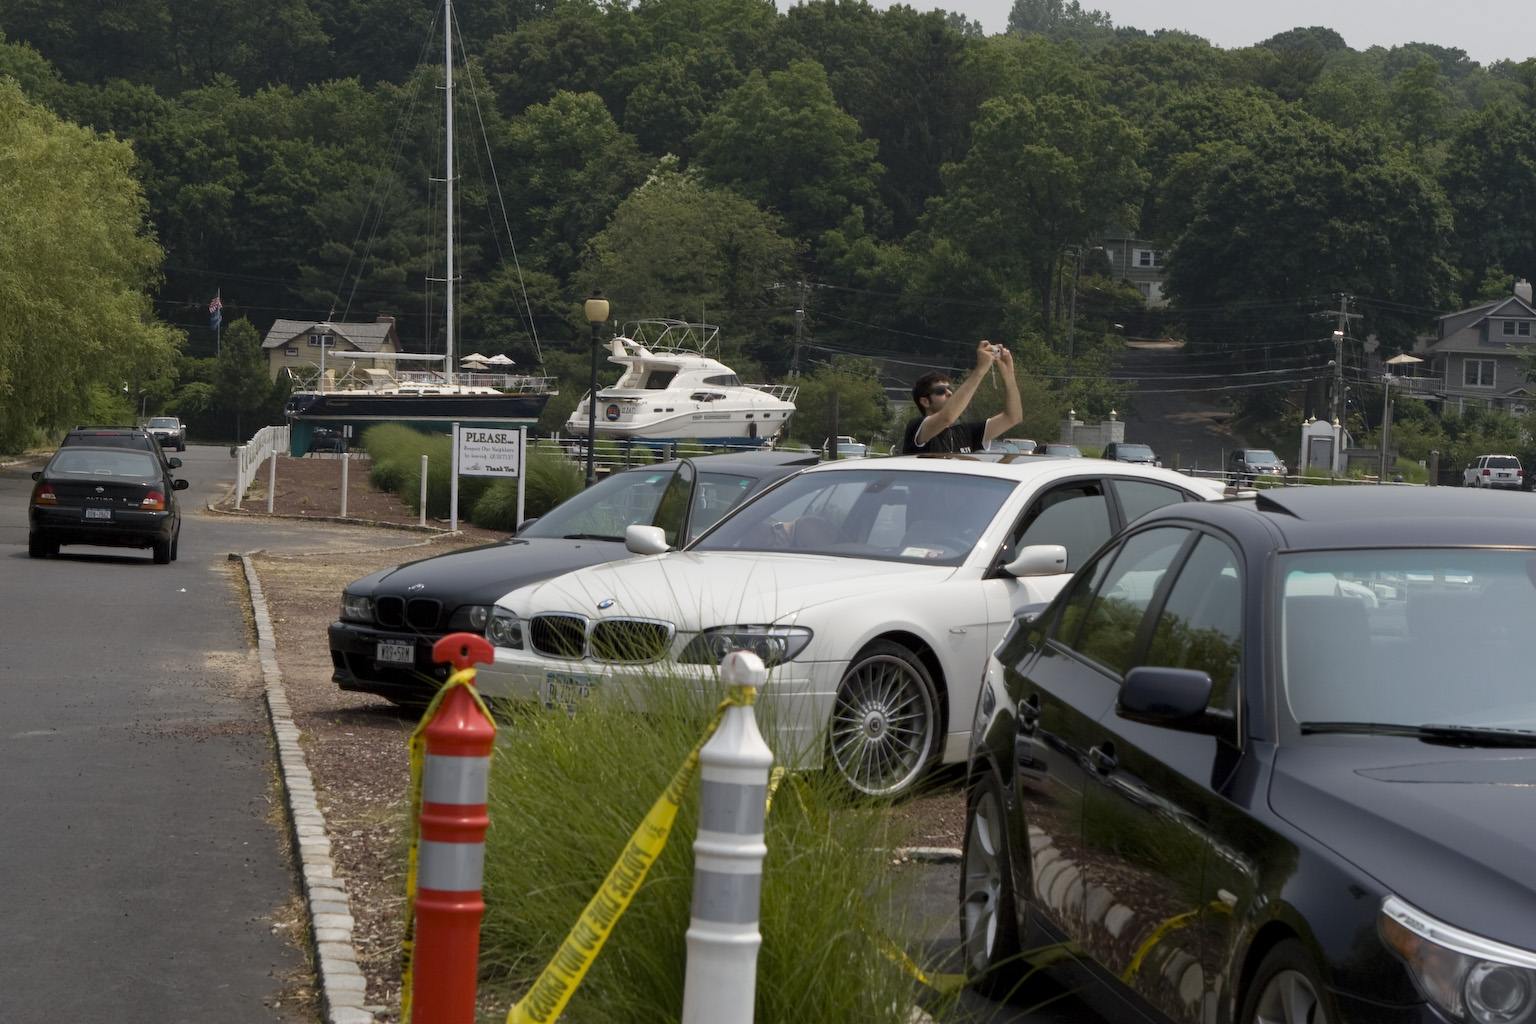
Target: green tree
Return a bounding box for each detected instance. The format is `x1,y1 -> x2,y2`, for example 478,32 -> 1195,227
0,80 -> 179,453
213,318 -> 276,440
1440,103 -> 1536,298
784,355 -> 891,446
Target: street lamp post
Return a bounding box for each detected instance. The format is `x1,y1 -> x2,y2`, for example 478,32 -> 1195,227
584,290 -> 610,488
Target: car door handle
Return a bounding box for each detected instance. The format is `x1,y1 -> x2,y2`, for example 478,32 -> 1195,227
1089,743 -> 1118,774
1018,694 -> 1041,732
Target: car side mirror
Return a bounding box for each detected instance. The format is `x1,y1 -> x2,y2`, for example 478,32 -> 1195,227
168,457 -> 182,469
625,524 -> 669,555
172,478 -> 190,491
1117,666 -> 1234,738
32,470 -> 41,481
1001,544 -> 1068,578
513,517 -> 538,535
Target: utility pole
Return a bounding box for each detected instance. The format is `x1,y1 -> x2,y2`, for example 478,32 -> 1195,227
1315,295 -> 1361,425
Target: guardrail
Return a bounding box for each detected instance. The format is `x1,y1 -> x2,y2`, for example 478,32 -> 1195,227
232,424 -> 290,509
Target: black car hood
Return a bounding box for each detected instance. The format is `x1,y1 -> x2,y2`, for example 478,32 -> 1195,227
348,536 -> 629,606
1270,744 -> 1536,948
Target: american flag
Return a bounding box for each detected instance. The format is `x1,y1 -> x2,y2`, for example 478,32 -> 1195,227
209,291 -> 223,330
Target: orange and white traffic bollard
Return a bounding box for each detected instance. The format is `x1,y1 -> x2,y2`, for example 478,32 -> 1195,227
412,633 -> 498,1024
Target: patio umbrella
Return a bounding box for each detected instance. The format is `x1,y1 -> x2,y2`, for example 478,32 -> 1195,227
487,354 -> 515,366
460,352 -> 489,365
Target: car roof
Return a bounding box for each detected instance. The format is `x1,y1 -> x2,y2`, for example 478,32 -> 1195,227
1140,485 -> 1536,548
676,450 -> 821,473
793,452 -> 1217,490
46,444 -> 165,464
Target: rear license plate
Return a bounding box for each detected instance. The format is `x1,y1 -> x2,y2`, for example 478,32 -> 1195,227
544,671 -> 599,711
376,641 -> 415,664
85,508 -> 112,520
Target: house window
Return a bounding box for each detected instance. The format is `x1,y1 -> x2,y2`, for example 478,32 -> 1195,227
1502,320 -> 1531,337
1510,403 -> 1529,417
1464,359 -> 1495,388
285,348 -> 298,357
308,334 -> 334,347
1503,320 -> 1515,335
1134,249 -> 1162,268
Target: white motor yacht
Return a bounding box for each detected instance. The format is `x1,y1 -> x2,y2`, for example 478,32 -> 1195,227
565,320 -> 797,444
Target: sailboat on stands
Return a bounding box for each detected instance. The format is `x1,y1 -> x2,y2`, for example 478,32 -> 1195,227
282,0 -> 556,456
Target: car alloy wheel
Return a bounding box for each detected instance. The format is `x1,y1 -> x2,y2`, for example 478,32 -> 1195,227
1243,940 -> 1332,1024
960,772 -> 1022,995
828,640 -> 938,796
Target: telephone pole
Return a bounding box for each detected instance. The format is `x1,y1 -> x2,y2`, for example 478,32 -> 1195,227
1315,295 -> 1361,425
789,280 -> 807,378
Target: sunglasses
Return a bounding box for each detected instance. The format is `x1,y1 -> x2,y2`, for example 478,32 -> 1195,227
926,385 -> 954,397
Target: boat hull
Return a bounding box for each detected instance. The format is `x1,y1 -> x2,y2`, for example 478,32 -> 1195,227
565,396 -> 794,443
285,390 -> 551,456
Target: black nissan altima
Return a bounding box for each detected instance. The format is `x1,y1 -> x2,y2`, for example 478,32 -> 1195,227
29,444 -> 188,563
328,450 -> 817,704
961,486 -> 1536,1024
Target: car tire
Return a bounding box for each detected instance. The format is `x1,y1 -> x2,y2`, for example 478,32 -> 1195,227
28,534 -> 58,558
153,538 -> 172,564
827,639 -> 939,797
170,530 -> 179,562
960,771 -> 1025,997
1239,939 -> 1333,1024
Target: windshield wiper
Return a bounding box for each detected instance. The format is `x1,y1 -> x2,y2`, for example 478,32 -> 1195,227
561,533 -> 625,541
1299,722 -> 1536,748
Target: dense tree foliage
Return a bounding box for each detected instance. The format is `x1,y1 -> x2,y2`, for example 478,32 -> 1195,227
2,0 -> 1533,452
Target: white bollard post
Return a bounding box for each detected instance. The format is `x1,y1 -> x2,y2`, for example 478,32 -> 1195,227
234,445 -> 247,509
420,454 -> 429,528
340,452 -> 349,518
682,650 -> 774,1024
267,449 -> 277,513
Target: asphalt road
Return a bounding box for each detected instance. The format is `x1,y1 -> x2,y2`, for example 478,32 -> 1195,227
0,445 -> 401,1024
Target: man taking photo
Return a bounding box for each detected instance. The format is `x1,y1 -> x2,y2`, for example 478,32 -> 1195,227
901,340 -> 1023,454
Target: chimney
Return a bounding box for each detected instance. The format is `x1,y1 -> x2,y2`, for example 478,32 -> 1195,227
1516,279 -> 1533,303
375,314 -> 396,325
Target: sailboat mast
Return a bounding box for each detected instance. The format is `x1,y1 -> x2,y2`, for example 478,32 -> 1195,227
443,0 -> 456,385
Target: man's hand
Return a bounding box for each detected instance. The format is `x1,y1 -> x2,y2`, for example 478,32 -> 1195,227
975,339 -> 999,370
994,346 -> 1014,373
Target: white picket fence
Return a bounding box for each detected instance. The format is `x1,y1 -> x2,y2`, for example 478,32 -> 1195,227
232,425 -> 290,509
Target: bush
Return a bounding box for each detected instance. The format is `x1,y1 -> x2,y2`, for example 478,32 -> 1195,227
472,445 -> 586,530
360,423 -> 493,521
478,677 -> 938,1024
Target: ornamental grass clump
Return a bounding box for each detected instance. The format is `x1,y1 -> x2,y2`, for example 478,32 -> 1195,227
472,445 -> 584,530
477,674 -> 947,1024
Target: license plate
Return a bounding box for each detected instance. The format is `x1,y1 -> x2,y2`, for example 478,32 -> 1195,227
376,641 -> 414,664
544,671 -> 599,711
85,508 -> 112,520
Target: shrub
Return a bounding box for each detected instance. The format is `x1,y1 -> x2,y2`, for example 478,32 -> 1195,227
472,445 -> 585,530
478,677 -> 939,1024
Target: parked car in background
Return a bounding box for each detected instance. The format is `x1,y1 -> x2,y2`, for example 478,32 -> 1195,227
480,456 -> 1226,796
1101,441 -> 1160,466
1035,442 -> 1082,457
1229,447 -> 1287,483
992,438 -> 1037,456
821,436 -> 869,459
62,425 -> 182,472
306,427 -> 345,454
28,445 -> 187,562
1464,454 -> 1523,489
329,451 -> 818,705
961,486 -> 1536,1024
146,416 -> 186,451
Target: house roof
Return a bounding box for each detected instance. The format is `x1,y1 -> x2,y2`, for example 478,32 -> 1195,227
261,318 -> 398,352
1418,293 -> 1536,356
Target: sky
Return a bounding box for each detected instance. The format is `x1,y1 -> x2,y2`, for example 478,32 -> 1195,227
781,0 -> 1536,67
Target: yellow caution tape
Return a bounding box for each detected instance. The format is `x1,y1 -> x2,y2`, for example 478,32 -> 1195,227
399,666 -> 495,1024
505,684 -> 757,1024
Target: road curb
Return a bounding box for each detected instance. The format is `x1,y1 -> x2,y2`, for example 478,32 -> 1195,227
237,553 -> 378,1024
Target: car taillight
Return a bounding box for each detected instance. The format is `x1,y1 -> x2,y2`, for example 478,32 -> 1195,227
33,484 -> 57,505
1484,468 -> 1492,476
141,490 -> 167,511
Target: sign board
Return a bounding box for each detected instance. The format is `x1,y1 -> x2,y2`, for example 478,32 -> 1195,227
454,426 -> 524,478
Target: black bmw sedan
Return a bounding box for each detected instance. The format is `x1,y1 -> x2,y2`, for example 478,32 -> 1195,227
29,444 -> 187,563
329,450 -> 817,704
961,486 -> 1536,1024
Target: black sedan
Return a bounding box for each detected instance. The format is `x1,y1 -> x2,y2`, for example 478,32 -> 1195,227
29,445 -> 188,563
961,486 -> 1536,1024
329,450 -> 818,704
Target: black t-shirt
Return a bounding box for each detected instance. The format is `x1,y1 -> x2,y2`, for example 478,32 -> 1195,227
901,417 -> 988,454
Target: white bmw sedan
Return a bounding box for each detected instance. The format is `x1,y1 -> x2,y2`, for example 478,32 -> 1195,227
479,455 -> 1227,795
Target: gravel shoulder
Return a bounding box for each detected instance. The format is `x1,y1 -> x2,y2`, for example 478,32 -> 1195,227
228,453 -> 965,1018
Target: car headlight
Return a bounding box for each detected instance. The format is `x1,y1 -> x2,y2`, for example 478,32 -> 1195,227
1382,895 -> 1536,1024
340,593 -> 374,623
487,608 -> 523,649
448,605 -> 491,632
678,625 -> 813,667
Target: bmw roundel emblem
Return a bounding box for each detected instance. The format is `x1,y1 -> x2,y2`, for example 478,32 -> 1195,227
408,583 -> 426,592
597,598 -> 616,610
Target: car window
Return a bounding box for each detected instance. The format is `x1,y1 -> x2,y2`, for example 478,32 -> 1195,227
1112,479 -> 1192,523
1071,527 -> 1190,675
696,468 -> 1015,565
519,468 -> 675,539
1009,482 -> 1111,572
1144,535 -> 1243,710
52,449 -> 159,478
1488,456 -> 1520,469
652,461 -> 694,545
685,471 -> 762,541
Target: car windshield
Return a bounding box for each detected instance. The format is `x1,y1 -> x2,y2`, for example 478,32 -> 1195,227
51,450 -> 159,478
1044,444 -> 1080,456
693,467 -> 1016,565
517,467 -> 678,540
1279,549 -> 1536,731
1245,450 -> 1280,465
149,418 -> 177,428
1118,445 -> 1153,457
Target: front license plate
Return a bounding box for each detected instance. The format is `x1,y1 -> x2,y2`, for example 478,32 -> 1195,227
85,508 -> 112,520
544,671 -> 600,712
376,641 -> 415,664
